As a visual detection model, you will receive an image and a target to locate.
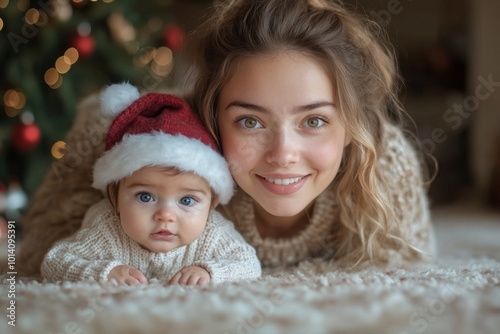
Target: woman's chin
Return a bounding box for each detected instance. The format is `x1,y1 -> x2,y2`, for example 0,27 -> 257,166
256,200 -> 310,218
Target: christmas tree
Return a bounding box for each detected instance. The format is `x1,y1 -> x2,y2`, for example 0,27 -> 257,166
0,0 -> 189,226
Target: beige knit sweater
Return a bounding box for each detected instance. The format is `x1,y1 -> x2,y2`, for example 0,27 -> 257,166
226,123 -> 436,268
41,199 -> 262,283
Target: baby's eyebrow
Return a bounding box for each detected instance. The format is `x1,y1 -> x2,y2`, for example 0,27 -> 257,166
125,182 -> 154,188
180,188 -> 209,196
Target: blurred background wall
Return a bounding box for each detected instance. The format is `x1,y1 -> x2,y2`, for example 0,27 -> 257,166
0,0 -> 499,227
354,0 -> 499,207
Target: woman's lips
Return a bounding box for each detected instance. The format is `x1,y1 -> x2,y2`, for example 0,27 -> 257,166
257,174 -> 308,195
264,176 -> 303,185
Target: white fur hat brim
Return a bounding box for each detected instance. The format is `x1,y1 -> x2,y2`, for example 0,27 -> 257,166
92,132 -> 234,204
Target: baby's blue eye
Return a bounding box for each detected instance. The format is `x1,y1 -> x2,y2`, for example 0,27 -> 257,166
137,192 -> 154,203
179,196 -> 196,206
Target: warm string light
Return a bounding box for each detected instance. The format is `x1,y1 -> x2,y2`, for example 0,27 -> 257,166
152,47 -> 173,76
51,141 -> 67,159
0,0 -> 9,9
16,0 -> 28,11
0,18 -> 4,32
108,12 -> 136,43
24,8 -> 40,25
134,47 -> 174,77
3,90 -> 26,118
44,47 -> 79,89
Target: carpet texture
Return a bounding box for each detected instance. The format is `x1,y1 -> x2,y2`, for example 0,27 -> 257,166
1,204 -> 499,334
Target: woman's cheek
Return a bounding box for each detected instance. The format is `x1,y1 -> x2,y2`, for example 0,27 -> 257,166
312,138 -> 346,173
223,136 -> 256,177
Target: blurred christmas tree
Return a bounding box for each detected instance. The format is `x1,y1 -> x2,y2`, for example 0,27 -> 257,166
0,0 -> 188,223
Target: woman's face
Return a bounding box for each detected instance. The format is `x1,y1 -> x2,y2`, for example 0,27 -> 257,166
218,52 -> 350,217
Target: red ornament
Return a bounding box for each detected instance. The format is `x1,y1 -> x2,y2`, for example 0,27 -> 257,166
163,24 -> 184,52
69,33 -> 96,58
11,122 -> 41,152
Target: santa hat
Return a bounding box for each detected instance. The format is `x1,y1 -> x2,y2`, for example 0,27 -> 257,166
92,83 -> 234,204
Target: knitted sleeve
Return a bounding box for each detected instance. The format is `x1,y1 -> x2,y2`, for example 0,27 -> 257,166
193,211 -> 262,283
378,124 -> 437,262
40,200 -> 125,282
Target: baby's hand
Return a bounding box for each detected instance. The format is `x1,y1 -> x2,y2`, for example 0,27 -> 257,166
108,265 -> 148,285
169,265 -> 210,286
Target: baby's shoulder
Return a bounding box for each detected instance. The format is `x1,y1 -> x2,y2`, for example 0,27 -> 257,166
81,199 -> 118,229
203,210 -> 241,238
206,209 -> 234,227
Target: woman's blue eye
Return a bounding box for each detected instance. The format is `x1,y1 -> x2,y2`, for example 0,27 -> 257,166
304,117 -> 326,128
137,192 -> 154,203
237,117 -> 262,129
179,196 -> 196,206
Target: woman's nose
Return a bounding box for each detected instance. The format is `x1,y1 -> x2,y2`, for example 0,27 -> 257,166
154,205 -> 176,223
264,128 -> 300,167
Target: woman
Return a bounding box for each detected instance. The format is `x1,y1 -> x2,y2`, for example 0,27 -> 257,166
17,0 -> 435,277
183,0 -> 435,267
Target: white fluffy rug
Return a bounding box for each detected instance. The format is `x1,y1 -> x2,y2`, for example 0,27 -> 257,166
1,204 -> 500,334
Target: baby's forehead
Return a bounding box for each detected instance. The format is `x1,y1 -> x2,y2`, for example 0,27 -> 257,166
126,166 -> 214,193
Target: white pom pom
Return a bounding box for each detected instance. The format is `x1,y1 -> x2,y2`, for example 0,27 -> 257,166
100,82 -> 140,118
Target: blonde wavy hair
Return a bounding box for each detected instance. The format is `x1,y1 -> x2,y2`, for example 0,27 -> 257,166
183,0 -> 422,264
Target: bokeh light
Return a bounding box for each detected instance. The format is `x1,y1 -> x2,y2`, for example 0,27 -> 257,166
65,48 -> 79,64
55,56 -> 71,74
25,8 -> 40,25
44,68 -> 59,86
51,141 -> 67,159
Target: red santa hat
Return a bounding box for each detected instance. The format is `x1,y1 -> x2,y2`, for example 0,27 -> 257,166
92,83 -> 234,204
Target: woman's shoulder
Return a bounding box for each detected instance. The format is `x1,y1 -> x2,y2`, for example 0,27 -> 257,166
379,122 -> 424,174
381,122 -> 417,151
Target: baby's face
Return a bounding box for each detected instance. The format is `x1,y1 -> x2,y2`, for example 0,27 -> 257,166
117,167 -> 212,253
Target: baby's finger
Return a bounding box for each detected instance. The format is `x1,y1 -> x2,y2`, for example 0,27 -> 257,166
129,268 -> 148,284
186,275 -> 201,286
196,275 -> 210,285
123,275 -> 142,286
168,271 -> 182,285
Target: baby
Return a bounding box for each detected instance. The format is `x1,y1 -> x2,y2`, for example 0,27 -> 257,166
41,83 -> 261,285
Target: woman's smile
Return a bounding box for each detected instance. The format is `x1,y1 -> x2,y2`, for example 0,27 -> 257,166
257,174 -> 309,195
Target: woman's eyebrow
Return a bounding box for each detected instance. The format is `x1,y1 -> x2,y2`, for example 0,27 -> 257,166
293,101 -> 336,113
225,100 -> 269,112
225,100 -> 335,113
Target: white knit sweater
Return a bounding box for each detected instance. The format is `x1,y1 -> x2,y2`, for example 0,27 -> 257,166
41,199 -> 262,283
226,123 -> 436,268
